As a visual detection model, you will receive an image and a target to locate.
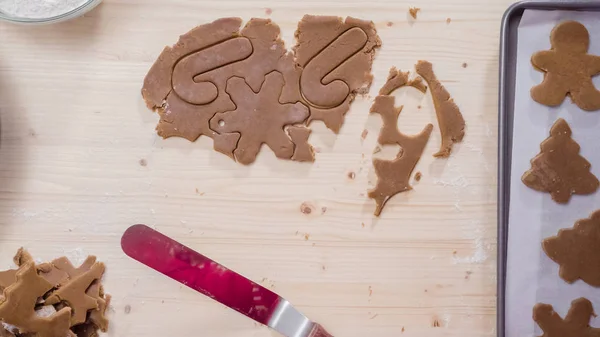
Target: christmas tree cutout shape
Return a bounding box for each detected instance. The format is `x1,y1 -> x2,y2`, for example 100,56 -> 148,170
543,210 -> 600,287
522,118 -> 599,203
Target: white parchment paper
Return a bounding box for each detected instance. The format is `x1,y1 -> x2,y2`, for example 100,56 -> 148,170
506,9 -> 600,337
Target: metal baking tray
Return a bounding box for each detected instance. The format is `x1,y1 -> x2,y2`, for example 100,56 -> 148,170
498,1 -> 600,337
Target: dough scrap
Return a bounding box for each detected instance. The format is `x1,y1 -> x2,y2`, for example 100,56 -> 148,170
369,70 -> 433,216
522,118 -> 599,203
369,100 -> 432,216
0,250 -> 110,337
543,210 -> 600,287
52,255 -> 96,279
378,67 -> 427,96
142,16 -> 381,163
0,263 -> 72,337
53,256 -> 109,330
13,248 -> 33,266
0,270 -> 16,292
533,298 -> 599,337
210,72 -> 309,165
531,21 -> 600,111
46,262 -> 105,326
86,281 -> 110,332
415,60 -> 465,158
37,263 -> 70,288
288,126 -> 315,162
409,7 -> 421,19
0,252 -> 69,292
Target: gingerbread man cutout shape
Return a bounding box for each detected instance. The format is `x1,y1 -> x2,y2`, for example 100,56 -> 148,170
531,21 -> 600,111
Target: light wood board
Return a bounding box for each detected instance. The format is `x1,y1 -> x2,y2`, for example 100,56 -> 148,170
0,0 -> 511,336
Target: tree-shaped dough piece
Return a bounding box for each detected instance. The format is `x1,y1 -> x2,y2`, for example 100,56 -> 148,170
543,210 -> 600,287
86,281 -> 111,332
522,118 -> 599,203
531,21 -> 600,111
534,297 -> 600,337
45,261 -> 106,326
4,248 -> 70,289
0,263 -> 71,337
210,72 -> 310,165
52,255 -> 96,279
52,255 -> 111,330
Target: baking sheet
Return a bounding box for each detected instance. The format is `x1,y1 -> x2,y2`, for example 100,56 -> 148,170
506,9 -> 600,337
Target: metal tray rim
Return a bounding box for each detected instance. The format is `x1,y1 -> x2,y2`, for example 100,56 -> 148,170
498,2 -> 600,337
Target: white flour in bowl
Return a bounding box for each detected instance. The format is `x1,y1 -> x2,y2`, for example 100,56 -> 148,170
0,0 -> 88,18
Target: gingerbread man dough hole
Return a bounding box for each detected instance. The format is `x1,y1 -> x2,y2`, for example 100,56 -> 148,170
531,21 -> 600,111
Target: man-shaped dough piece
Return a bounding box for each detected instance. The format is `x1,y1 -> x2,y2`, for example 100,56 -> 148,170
531,21 -> 600,111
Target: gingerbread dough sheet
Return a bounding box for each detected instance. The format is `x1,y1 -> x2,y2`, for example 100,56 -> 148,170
142,16 -> 380,164
506,10 -> 600,337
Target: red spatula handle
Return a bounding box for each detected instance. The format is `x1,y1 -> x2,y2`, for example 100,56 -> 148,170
121,224 -> 281,325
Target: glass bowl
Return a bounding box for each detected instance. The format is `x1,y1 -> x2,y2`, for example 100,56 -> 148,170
0,0 -> 102,24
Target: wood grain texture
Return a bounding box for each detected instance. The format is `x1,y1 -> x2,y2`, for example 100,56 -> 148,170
0,0 -> 510,336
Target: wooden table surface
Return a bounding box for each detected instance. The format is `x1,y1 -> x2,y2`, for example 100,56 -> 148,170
0,0 -> 512,336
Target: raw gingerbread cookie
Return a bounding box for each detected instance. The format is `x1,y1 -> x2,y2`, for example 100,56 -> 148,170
0,249 -> 110,337
209,72 -> 309,165
86,281 -> 110,332
52,256 -> 109,331
0,270 -> 16,291
522,118 -> 599,203
369,72 -> 433,216
531,21 -> 600,111
0,263 -> 72,337
0,252 -> 69,292
415,60 -> 465,157
543,210 -> 600,287
46,262 -> 105,326
534,298 -> 599,337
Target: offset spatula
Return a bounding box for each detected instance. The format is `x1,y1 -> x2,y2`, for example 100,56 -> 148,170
121,224 -> 333,337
